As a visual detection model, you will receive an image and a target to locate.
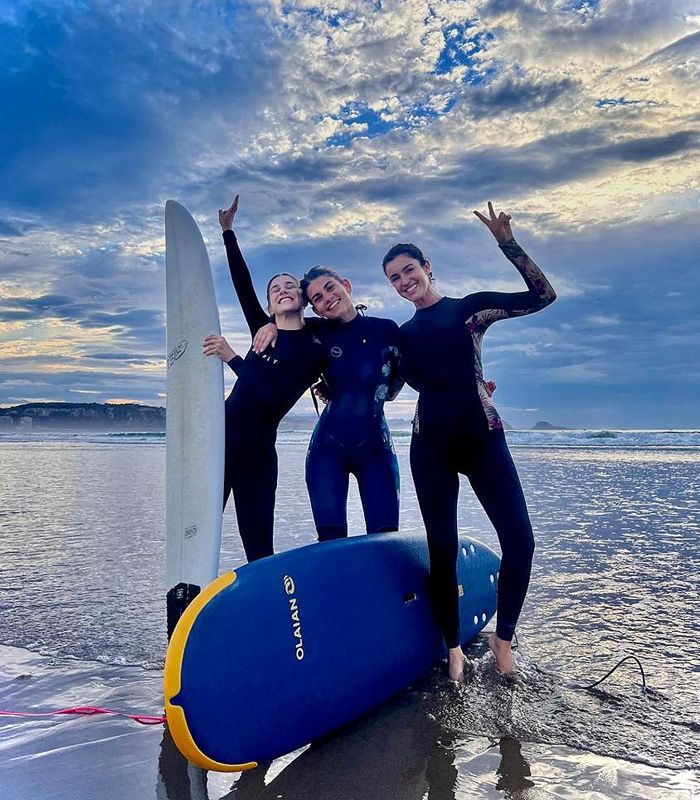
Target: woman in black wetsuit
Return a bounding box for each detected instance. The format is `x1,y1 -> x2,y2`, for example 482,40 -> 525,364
382,203 -> 557,679
203,195 -> 324,562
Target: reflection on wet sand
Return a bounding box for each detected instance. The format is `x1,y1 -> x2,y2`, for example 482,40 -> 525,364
157,698 -> 544,800
157,690 -> 460,800
495,738 -> 535,798
157,728 -> 208,800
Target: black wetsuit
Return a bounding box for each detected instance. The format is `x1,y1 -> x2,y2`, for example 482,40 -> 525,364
305,313 -> 403,540
222,230 -> 324,561
399,239 -> 556,646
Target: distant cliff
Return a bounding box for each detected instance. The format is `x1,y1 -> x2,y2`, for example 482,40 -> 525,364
532,420 -> 570,431
0,402 -> 166,431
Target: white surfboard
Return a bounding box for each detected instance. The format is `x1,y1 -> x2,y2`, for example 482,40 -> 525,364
165,200 -> 225,636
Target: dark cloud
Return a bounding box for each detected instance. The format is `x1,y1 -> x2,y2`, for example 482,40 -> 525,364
0,294 -> 164,342
466,76 -> 579,118
0,2 -> 282,220
602,130 -> 698,162
0,367 -> 165,405
480,0 -> 541,19
320,126 -> 698,217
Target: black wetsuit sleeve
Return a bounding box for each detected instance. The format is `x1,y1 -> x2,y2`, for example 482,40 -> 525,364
222,230 -> 269,336
227,355 -> 245,375
461,239 -> 557,327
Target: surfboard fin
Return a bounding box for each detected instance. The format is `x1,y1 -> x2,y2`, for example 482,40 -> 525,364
167,582 -> 201,639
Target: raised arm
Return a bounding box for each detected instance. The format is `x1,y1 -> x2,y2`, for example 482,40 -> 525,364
219,195 -> 269,337
467,202 -> 556,326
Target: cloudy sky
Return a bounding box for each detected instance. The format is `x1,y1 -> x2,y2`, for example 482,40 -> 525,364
1,0 -> 698,428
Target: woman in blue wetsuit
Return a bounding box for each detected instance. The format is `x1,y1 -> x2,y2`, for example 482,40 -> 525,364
383,203 -> 556,679
255,267 -> 403,540
203,196 -> 324,562
301,267 -> 403,540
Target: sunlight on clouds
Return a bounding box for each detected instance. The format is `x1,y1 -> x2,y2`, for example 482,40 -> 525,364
506,153 -> 699,234
106,398 -> 150,404
121,235 -> 165,258
4,323 -> 115,359
264,222 -> 291,240
0,279 -> 51,298
237,0 -> 700,238
0,317 -> 163,378
307,202 -> 402,239
265,202 -> 403,241
352,294 -> 386,310
0,321 -> 30,336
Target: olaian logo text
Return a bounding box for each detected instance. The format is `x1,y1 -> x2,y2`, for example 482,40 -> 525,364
283,574 -> 304,661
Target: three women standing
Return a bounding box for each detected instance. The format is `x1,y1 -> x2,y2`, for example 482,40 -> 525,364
383,203 -> 556,678
208,193 -> 556,681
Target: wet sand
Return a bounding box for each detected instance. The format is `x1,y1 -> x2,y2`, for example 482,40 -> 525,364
1,644 -> 698,800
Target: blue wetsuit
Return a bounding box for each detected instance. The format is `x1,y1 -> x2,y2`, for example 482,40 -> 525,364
399,239 -> 556,647
306,313 -> 403,540
222,230 -> 324,561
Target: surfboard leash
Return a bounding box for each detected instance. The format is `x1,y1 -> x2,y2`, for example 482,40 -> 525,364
573,654 -> 647,693
0,705 -> 165,725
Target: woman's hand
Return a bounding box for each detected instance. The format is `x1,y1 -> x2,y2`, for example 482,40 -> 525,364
203,335 -> 236,362
253,322 -> 278,354
473,202 -> 513,245
218,195 -> 239,232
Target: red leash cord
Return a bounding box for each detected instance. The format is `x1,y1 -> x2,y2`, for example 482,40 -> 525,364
0,706 -> 165,725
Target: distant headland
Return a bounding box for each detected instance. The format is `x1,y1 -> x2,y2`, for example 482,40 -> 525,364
531,420 -> 570,431
0,403 -> 571,433
0,402 -> 166,431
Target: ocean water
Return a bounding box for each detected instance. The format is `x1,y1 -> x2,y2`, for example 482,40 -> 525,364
0,430 -> 698,799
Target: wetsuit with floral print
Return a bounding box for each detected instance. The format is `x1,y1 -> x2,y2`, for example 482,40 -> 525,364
399,238 -> 556,647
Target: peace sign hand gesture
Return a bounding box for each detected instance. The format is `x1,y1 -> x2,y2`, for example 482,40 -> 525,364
473,202 -> 514,245
218,195 -> 239,232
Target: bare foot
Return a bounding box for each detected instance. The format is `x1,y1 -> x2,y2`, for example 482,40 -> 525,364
447,646 -> 465,682
488,633 -> 516,676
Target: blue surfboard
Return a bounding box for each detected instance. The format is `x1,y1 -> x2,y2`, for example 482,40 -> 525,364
164,533 -> 499,771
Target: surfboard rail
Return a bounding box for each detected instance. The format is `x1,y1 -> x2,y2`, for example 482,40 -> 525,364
164,572 -> 259,771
